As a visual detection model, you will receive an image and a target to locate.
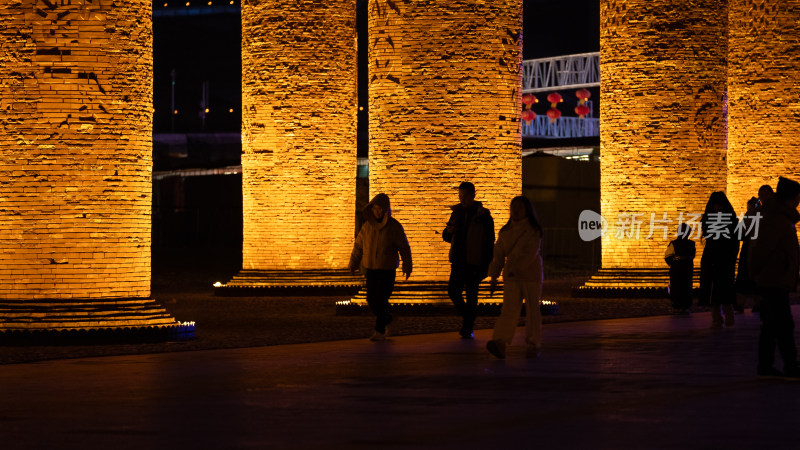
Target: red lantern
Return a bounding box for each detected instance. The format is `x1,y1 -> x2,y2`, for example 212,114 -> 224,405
575,104 -> 591,118
575,88 -> 591,105
546,92 -> 563,108
522,94 -> 538,110
521,109 -> 536,125
546,108 -> 561,123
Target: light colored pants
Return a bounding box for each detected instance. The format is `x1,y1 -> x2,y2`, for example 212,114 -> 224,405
492,280 -> 542,347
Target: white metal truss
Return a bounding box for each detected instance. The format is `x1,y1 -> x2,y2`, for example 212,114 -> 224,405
522,115 -> 599,139
522,52 -> 600,94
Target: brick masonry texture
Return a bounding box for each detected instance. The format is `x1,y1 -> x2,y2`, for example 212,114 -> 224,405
600,0 -> 728,269
241,0 -> 357,271
368,0 -> 523,281
727,0 -> 800,212
0,0 -> 153,299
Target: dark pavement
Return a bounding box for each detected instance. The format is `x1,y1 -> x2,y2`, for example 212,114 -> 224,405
2,306 -> 799,449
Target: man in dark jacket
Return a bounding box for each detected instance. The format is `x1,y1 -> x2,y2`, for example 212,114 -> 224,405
443,182 -> 495,339
748,176 -> 800,378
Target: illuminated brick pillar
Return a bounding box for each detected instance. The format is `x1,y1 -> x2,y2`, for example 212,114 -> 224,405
241,0 -> 356,271
0,0 -> 152,299
599,0 -> 727,269
727,0 -> 800,210
368,0 -> 522,281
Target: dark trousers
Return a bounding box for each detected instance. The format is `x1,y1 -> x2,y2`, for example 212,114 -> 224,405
448,264 -> 483,331
669,262 -> 694,310
365,269 -> 396,334
699,255 -> 736,306
758,288 -> 798,371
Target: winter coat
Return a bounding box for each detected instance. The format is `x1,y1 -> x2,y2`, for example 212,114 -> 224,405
665,238 -> 696,308
665,238 -> 696,267
488,220 -> 543,284
442,201 -> 495,273
349,199 -> 412,273
748,198 -> 800,291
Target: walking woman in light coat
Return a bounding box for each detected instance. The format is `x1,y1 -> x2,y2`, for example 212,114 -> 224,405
349,193 -> 412,341
486,196 -> 544,359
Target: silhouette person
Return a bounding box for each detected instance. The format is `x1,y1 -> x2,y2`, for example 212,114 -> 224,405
735,184 -> 773,312
665,223 -> 696,314
698,191 -> 740,328
442,182 -> 495,339
748,177 -> 800,378
486,196 -> 544,359
349,193 -> 412,341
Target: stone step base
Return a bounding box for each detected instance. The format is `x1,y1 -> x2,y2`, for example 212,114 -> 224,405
348,281 -> 496,304
573,268 -> 701,298
0,297 -> 193,343
337,281 -> 560,316
215,269 -> 364,296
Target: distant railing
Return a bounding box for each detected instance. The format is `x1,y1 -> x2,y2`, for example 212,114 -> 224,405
522,52 -> 600,93
522,115 -> 599,139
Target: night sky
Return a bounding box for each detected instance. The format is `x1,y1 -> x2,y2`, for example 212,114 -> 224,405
152,0 -> 600,135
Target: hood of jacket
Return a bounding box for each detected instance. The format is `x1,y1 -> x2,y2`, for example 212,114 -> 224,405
364,193 -> 392,229
748,197 -> 800,291
762,197 -> 800,225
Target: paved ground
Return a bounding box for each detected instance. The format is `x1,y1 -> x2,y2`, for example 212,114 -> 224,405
3,248 -> 799,448
0,247 -> 683,364
2,306 -> 799,449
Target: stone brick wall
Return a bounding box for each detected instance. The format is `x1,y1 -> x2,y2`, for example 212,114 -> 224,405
368,0 -> 522,281
241,0 -> 357,271
727,0 -> 800,210
600,0 -> 728,269
0,0 -> 152,299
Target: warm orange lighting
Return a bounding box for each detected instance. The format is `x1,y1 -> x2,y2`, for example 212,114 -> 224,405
173,109 -> 178,114
240,0 -> 356,271
228,108 -> 234,113
726,0 -> 800,215
368,0 -> 521,280
600,0 -> 727,271
0,0 -> 153,299
204,107 -> 209,113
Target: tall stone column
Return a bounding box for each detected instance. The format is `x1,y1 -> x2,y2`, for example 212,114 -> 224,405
0,0 -> 185,337
239,0 -> 357,273
0,0 -> 153,300
727,0 -> 800,210
589,0 -> 728,292
368,0 -> 522,282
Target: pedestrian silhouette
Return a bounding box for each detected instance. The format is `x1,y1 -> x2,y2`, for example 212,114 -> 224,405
748,176 -> 800,378
665,223 -> 696,314
442,182 -> 495,339
349,193 -> 412,341
698,191 -> 740,328
735,184 -> 773,313
486,196 -> 544,359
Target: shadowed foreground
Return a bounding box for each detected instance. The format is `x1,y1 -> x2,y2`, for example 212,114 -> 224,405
1,308 -> 798,449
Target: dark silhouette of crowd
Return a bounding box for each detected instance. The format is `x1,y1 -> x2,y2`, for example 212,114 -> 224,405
349,177 -> 800,378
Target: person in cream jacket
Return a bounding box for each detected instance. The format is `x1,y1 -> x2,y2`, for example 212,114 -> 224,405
486,196 -> 544,359
349,193 -> 412,341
